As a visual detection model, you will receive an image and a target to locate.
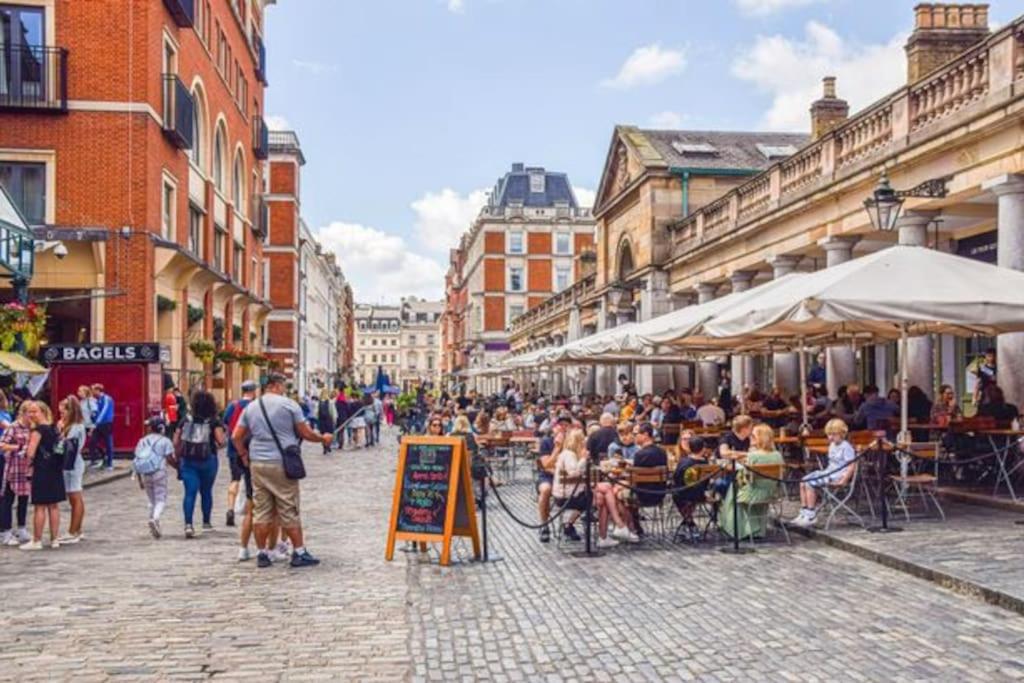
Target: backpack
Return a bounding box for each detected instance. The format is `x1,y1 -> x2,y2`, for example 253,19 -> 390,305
133,435 -> 166,475
59,436 -> 80,471
179,418 -> 213,460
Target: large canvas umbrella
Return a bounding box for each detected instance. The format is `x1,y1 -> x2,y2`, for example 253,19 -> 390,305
701,245 -> 1024,439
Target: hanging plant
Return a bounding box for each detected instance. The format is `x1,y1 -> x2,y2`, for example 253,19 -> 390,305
233,324 -> 243,342
189,339 -> 216,364
0,303 -> 47,357
187,305 -> 205,327
156,295 -> 177,312
252,354 -> 270,368
215,345 -> 243,363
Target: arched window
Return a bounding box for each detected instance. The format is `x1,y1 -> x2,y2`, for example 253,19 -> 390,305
189,85 -> 207,170
232,151 -> 244,209
213,123 -> 227,192
617,239 -> 634,280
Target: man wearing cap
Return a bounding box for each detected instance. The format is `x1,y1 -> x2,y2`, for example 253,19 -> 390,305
224,381 -> 257,554
232,373 -> 332,568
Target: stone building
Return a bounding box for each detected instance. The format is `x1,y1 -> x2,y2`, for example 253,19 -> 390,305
441,163 -> 596,388
399,297 -> 444,391
511,3 -> 1024,408
0,0 -> 276,403
353,304 -> 402,387
298,220 -> 349,395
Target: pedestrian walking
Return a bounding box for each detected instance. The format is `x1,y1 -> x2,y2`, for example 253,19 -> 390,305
89,384 -> 116,471
57,395 -> 87,544
20,401 -> 64,550
173,390 -> 225,538
316,389 -> 335,455
231,372 -> 331,568
223,382 -> 257,528
0,400 -> 32,546
132,417 -> 175,538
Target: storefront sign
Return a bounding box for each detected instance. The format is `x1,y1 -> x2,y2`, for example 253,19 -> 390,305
956,230 -> 997,264
42,343 -> 170,365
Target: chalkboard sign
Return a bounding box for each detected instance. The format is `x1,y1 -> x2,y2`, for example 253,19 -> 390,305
396,442 -> 454,535
385,436 -> 480,566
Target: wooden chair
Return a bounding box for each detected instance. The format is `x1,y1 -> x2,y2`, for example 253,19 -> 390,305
890,441 -> 945,520
673,463 -> 723,543
627,466 -> 670,540
660,423 -> 681,446
739,462 -> 790,544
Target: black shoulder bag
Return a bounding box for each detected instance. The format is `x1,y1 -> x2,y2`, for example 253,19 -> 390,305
259,397 -> 306,480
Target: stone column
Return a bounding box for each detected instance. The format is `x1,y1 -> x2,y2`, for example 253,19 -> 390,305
695,283 -> 720,399
897,211 -> 938,397
984,174 -> 1024,406
729,271 -> 757,395
768,255 -> 801,396
820,236 -> 859,397
638,270 -> 674,394
672,293 -> 695,391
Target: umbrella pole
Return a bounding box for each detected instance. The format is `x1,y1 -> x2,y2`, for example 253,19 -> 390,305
799,340 -> 809,434
899,326 -> 910,445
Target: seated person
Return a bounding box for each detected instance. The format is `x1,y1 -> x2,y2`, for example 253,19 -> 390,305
553,429 -> 630,547
672,435 -> 712,538
977,385 -> 1020,425
585,412 -> 620,463
718,414 -> 753,458
853,385 -> 898,432
696,398 -> 726,428
930,384 -> 962,426
719,424 -> 785,539
761,386 -> 790,428
790,418 -> 857,527
628,423 -> 668,535
607,422 -> 638,462
661,397 -> 682,426
534,415 -> 569,544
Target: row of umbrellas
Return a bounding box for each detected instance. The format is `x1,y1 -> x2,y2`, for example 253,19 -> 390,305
499,245 -> 1024,437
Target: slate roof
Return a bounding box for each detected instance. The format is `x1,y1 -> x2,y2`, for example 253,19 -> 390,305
637,129 -> 810,171
488,163 -> 578,209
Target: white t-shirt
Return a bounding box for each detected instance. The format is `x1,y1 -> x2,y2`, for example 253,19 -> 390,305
696,404 -> 726,427
552,449 -> 586,499
828,440 -> 856,472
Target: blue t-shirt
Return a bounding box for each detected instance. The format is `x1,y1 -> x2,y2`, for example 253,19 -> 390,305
223,398 -> 252,456
0,409 -> 11,439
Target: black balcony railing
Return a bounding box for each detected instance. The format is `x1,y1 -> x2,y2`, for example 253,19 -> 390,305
0,46 -> 68,112
163,0 -> 195,27
253,34 -> 268,85
252,195 -> 269,238
162,74 -> 194,150
253,115 -> 269,160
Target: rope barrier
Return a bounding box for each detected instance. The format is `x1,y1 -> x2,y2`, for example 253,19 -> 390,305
595,463 -> 727,496
729,448 -> 875,485
484,468 -> 584,531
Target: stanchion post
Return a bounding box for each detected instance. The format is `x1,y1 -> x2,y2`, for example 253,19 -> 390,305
720,458 -> 755,554
570,456 -> 604,558
868,444 -> 902,533
480,473 -> 489,561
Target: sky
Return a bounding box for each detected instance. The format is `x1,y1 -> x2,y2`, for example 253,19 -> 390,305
263,0 -> 1016,304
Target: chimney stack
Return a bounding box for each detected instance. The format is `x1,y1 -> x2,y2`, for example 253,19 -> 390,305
809,76 -> 849,140
905,4 -> 990,84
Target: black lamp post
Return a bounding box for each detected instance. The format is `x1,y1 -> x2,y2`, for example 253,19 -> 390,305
0,184 -> 35,305
863,173 -> 951,233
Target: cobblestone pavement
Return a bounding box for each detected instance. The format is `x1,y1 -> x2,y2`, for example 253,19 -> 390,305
4,434 -> 1024,681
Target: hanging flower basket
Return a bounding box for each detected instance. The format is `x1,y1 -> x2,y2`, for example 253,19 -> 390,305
0,303 -> 47,357
252,354 -> 270,368
216,345 -> 243,364
189,339 -> 216,365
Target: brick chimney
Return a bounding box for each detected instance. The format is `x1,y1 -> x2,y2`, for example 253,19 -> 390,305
905,4 -> 990,84
809,76 -> 849,140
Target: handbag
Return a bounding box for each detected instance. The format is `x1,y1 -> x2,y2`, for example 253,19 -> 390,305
258,396 -> 306,480
60,436 -> 80,471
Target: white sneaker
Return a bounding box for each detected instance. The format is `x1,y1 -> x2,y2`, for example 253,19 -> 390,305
0,531 -> 11,546
238,547 -> 252,562
611,526 -> 632,542
16,528 -> 31,543
624,530 -> 641,543
3,535 -> 20,547
57,534 -> 81,544
148,519 -> 161,539
597,536 -> 619,549
49,539 -> 60,549
19,540 -> 43,551
788,511 -> 809,525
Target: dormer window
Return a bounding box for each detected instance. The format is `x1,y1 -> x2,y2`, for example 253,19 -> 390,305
672,141 -> 718,156
756,143 -> 799,161
529,172 -> 545,193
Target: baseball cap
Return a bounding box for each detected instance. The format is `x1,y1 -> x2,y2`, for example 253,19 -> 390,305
241,380 -> 258,392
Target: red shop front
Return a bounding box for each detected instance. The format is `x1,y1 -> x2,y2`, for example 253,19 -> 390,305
41,343 -> 169,454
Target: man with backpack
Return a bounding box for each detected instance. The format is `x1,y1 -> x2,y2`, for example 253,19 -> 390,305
223,381 -> 257,528
231,373 -> 332,568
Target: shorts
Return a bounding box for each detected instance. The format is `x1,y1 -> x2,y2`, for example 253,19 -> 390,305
228,452 -> 245,482
63,455 -> 84,493
554,490 -> 593,512
536,471 -> 554,493
251,461 -> 301,528
803,468 -> 847,489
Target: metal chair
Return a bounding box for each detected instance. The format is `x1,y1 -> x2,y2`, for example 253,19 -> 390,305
818,460 -> 866,530
890,441 -> 945,520
628,466 -> 670,540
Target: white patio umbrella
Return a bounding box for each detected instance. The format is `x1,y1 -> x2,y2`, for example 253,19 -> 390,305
702,245 -> 1024,440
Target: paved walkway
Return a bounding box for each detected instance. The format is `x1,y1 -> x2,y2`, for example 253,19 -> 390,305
2,434 -> 1024,681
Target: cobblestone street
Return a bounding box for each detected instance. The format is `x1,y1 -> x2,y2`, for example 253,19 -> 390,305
3,432 -> 1024,681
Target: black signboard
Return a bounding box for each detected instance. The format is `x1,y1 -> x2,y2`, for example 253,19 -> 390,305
42,343 -> 170,365
396,442 -> 454,535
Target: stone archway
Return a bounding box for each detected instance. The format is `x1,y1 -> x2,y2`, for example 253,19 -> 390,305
616,238 -> 635,281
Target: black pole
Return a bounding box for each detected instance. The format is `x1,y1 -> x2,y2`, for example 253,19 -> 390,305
12,273 -> 29,306
570,456 -> 604,558
720,457 -> 755,554
868,446 -> 902,533
479,473 -> 489,561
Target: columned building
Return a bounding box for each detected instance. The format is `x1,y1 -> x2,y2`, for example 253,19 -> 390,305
0,0 -> 276,404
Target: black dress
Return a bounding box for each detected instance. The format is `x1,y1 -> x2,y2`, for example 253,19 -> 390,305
30,425 -> 66,505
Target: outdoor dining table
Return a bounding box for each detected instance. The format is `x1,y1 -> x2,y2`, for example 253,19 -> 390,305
979,429 -> 1024,501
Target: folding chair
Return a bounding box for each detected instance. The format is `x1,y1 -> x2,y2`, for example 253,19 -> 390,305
739,462 -> 791,545
628,466 -> 670,541
818,461 -> 866,530
890,441 -> 945,520
671,463 -> 718,544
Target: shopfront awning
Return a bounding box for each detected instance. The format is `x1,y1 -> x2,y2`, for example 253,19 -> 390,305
0,351 -> 48,374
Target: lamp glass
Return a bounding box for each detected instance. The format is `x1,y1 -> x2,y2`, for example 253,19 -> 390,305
864,175 -> 904,233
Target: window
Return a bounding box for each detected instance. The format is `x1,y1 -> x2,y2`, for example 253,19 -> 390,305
214,227 -> 226,271
408,334 -> 417,346
408,352 -> 418,370
0,162 -> 46,225
509,266 -> 523,292
371,339 -> 377,346
555,265 -> 571,292
213,125 -> 227,191
251,256 -> 258,295
232,152 -> 244,209
529,172 -> 545,193
360,339 -> 365,346
161,179 -> 176,241
426,355 -> 435,370
0,5 -> 44,101
189,88 -> 205,170
508,232 -> 523,254
508,304 -> 524,325
371,354 -> 377,363
555,232 -> 571,255
188,204 -> 203,254
391,354 -> 397,363
427,334 -> 435,346
233,241 -> 243,283
391,339 -> 398,346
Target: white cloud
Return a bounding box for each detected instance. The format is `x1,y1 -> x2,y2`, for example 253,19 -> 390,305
731,21 -> 906,131
316,222 -> 446,304
601,44 -> 687,89
447,0 -> 465,13
410,188 -> 489,254
648,111 -> 686,129
292,59 -> 339,75
265,114 -> 290,131
734,0 -> 826,16
572,186 -> 596,209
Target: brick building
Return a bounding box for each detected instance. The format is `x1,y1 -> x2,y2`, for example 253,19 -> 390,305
0,0 -> 276,403
440,163 -> 595,386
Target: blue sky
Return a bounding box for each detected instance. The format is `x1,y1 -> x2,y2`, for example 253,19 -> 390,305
263,0 -> 1016,303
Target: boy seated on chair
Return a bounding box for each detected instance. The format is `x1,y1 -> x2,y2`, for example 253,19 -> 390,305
790,418 -> 857,527
671,434 -> 711,540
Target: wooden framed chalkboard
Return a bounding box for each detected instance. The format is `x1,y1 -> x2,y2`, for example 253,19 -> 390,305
385,436 -> 480,566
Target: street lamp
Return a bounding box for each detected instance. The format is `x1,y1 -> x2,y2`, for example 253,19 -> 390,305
863,172 -> 951,233
0,183 -> 35,304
